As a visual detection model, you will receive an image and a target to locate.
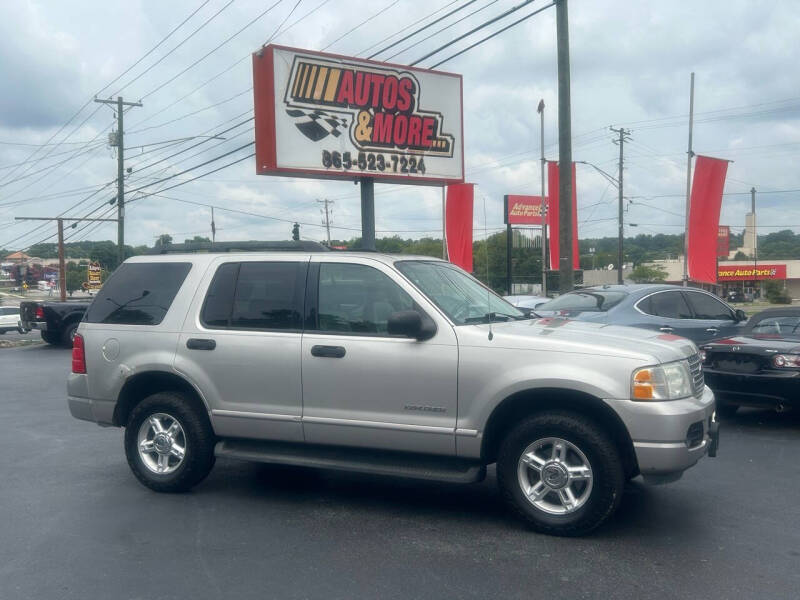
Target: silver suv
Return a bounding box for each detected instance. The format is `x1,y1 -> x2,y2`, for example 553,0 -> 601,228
68,252 -> 718,535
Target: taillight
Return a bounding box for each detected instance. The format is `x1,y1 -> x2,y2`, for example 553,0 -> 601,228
72,333 -> 86,374
772,354 -> 800,368
35,306 -> 45,319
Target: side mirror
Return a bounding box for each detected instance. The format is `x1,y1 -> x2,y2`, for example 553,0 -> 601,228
735,309 -> 747,322
388,310 -> 434,340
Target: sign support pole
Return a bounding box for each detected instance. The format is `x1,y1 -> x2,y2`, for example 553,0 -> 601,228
360,177 -> 375,251
682,72 -> 695,287
538,99 -> 547,297
442,186 -> 447,260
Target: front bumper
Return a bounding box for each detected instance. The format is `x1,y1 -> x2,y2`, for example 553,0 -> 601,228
605,385 -> 717,480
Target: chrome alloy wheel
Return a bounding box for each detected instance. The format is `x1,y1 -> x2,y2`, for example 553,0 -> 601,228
517,437 -> 593,515
137,413 -> 187,475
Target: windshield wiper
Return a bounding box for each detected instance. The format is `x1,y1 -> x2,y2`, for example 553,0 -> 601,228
464,312 -> 520,324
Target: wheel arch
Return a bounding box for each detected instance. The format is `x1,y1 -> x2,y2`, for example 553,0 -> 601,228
114,370 -> 211,429
481,388 -> 639,479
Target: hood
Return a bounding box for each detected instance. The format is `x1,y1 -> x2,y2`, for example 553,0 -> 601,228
456,317 -> 696,364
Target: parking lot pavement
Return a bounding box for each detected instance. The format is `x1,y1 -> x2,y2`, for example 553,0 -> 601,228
0,329 -> 37,344
1,344 -> 798,600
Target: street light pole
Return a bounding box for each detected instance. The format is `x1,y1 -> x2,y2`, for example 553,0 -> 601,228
538,99 -> 547,296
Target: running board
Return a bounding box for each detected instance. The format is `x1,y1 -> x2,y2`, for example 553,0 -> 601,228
215,439 -> 486,484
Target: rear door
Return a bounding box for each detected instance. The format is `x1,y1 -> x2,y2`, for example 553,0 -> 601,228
174,257 -> 308,442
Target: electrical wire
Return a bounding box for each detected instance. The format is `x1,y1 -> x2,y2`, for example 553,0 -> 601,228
321,0 -> 401,52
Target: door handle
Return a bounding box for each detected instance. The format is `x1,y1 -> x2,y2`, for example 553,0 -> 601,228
186,338 -> 216,350
311,345 -> 346,358
705,328 -> 718,334
659,326 -> 674,333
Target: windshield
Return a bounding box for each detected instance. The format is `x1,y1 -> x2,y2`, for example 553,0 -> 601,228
537,290 -> 627,312
395,260 -> 524,325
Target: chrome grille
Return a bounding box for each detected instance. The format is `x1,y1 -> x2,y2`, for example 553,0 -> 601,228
687,353 -> 704,397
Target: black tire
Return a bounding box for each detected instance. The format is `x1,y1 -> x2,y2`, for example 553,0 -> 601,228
496,411 -> 625,536
61,321 -> 79,347
124,391 -> 215,493
40,330 -> 59,345
716,402 -> 739,418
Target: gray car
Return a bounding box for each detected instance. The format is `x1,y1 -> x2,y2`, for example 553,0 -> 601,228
68,254 -> 717,536
535,284 -> 748,344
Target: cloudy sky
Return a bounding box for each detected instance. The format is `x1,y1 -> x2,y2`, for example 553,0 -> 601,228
0,0 -> 798,252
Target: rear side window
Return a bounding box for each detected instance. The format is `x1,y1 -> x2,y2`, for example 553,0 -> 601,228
201,261 -> 305,331
85,262 -> 191,325
639,291 -> 692,319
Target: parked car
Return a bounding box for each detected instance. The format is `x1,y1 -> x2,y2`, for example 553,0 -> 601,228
68,253 -> 717,536
535,284 -> 748,345
701,307 -> 800,416
504,295 -> 550,311
19,300 -> 90,347
0,305 -> 25,334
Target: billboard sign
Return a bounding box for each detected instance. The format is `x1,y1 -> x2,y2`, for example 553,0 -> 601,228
717,225 -> 730,258
87,262 -> 102,291
253,45 -> 464,185
717,263 -> 786,281
504,195 -> 544,225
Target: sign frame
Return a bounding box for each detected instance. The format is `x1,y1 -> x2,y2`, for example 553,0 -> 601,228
253,44 -> 464,186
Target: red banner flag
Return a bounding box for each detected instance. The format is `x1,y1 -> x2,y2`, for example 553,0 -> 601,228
446,183 -> 474,272
547,162 -> 579,270
688,156 -> 729,284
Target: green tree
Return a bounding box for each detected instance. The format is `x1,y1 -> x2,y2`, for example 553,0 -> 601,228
155,234 -> 173,248
629,263 -> 668,283
184,235 -> 211,244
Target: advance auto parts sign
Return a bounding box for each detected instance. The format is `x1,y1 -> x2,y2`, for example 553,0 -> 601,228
253,45 -> 464,185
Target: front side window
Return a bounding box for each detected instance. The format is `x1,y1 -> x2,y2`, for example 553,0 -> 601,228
395,260 -> 523,325
85,262 -> 191,325
201,262 -> 305,331
640,291 -> 693,319
316,263 -> 416,334
685,291 -> 734,320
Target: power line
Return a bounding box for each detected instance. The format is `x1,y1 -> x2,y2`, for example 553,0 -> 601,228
321,0 -> 401,52
139,0 -> 284,101
430,1 -> 556,68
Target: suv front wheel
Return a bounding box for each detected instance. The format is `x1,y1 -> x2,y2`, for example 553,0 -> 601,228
497,411 -> 624,536
124,392 -> 215,493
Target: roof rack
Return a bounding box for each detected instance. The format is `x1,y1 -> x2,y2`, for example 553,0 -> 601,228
145,240 -> 329,254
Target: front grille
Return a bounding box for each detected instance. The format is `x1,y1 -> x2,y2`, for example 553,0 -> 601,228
687,353 -> 704,397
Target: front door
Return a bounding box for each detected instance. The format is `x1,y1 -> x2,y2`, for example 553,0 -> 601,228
682,290 -> 744,342
301,258 -> 458,455
174,258 -> 308,442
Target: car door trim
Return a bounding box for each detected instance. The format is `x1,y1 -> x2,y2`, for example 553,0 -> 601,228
301,415 -> 455,435
212,409 -> 302,423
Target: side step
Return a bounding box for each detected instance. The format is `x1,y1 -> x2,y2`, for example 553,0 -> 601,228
215,439 -> 486,484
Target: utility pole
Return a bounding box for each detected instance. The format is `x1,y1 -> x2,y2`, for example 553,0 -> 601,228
682,73 -> 695,287
752,187 -> 761,298
555,0 -> 573,293
317,198 -> 334,245
610,126 -> 631,284
538,98 -> 547,296
14,216 -> 117,301
94,96 -> 143,266
211,207 -> 216,248
442,186 -> 447,260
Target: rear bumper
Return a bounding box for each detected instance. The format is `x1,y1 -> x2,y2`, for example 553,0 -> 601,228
21,320 -> 46,331
704,370 -> 800,407
68,396 -> 115,426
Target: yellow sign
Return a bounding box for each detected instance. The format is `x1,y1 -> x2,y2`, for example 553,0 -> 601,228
87,262 -> 102,291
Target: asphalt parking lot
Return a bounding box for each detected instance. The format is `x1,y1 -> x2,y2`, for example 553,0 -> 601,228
1,344 -> 798,600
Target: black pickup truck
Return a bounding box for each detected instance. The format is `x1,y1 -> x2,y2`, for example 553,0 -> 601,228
19,301 -> 90,347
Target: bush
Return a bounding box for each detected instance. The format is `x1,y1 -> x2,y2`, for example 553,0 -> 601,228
765,281 -> 791,304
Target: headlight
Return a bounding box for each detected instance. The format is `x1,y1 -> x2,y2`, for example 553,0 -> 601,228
632,360 -> 692,401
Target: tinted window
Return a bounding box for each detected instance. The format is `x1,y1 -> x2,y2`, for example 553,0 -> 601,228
686,292 -> 734,320
317,263 -> 414,334
538,290 -> 627,312
203,262 -> 305,330
201,263 -> 238,328
640,291 -> 692,319
751,316 -> 800,336
85,262 -> 191,325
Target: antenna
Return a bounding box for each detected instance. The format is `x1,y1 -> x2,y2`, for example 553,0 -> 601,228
482,194 -> 493,341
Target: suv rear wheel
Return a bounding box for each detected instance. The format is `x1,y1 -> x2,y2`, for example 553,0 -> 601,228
497,411 -> 624,536
124,391 -> 215,493
40,330 -> 59,345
